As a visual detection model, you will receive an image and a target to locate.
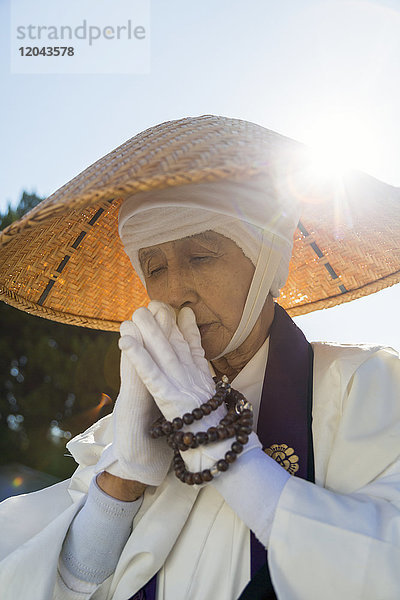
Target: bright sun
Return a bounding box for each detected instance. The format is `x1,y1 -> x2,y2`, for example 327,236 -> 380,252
302,110 -> 376,179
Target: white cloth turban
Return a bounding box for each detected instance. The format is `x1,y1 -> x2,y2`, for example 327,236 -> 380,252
119,175 -> 300,358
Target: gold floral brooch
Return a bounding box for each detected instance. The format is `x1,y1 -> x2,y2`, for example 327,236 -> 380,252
264,444 -> 299,475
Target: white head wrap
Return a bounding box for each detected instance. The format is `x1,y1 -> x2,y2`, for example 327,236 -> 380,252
119,175 -> 300,359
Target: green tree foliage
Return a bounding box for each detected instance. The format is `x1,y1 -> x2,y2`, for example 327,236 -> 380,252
0,191 -> 43,230
0,192 -> 119,479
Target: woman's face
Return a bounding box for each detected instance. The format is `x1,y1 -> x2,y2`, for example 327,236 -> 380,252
139,231 -> 255,358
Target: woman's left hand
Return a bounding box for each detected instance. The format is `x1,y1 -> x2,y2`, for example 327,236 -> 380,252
121,301 -> 261,473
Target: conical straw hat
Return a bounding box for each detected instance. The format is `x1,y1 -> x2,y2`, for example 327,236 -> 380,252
1,115 -> 399,331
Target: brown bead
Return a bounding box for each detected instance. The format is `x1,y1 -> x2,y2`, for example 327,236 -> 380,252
175,466 -> 186,477
239,412 -> 252,421
207,427 -> 219,442
193,472 -> 203,485
217,459 -> 229,472
237,433 -> 249,445
161,421 -> 173,434
184,472 -> 194,485
183,412 -> 194,425
173,431 -> 184,443
201,403 -> 212,415
172,417 -> 183,430
217,427 -> 228,440
238,425 -> 252,435
189,437 -> 199,449
182,432 -> 194,446
225,451 -> 237,463
208,398 -> 219,409
195,431 -> 208,445
176,471 -> 186,481
225,426 -> 236,438
231,441 -> 244,454
201,469 -> 213,482
225,413 -> 235,424
192,408 -> 203,420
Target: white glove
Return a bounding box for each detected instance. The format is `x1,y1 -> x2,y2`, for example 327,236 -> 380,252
121,301 -> 261,474
95,306 -> 173,486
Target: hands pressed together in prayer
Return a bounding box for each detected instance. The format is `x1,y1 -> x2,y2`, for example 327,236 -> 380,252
96,301 -> 260,501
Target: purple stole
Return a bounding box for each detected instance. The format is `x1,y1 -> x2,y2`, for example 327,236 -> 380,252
130,305 -> 314,600
238,304 -> 314,599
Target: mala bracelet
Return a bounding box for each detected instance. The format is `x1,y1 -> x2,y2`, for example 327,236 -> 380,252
167,396 -> 252,452
149,375 -> 231,439
172,402 -> 253,485
149,376 -> 253,485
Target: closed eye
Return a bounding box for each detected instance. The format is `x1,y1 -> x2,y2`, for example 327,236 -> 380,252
190,255 -> 213,263
148,265 -> 166,276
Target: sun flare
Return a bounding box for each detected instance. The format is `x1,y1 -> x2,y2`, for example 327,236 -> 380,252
302,110 -> 376,180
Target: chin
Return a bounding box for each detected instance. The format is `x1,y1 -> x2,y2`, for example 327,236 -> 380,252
201,339 -> 222,362
199,325 -> 227,361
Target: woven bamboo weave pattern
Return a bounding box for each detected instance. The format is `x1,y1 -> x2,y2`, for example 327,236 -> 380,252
0,115 -> 399,330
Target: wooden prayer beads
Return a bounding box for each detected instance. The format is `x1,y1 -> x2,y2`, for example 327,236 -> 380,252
149,376 -> 253,485
149,376 -> 231,439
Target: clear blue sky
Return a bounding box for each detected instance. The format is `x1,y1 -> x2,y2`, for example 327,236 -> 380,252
1,0 -> 400,349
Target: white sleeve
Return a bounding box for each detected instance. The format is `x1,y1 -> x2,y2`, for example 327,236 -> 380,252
55,476 -> 142,597
212,447 -> 290,546
268,349 -> 400,600
215,349 -> 400,599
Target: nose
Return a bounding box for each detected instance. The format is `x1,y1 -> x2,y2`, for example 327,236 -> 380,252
166,265 -> 198,310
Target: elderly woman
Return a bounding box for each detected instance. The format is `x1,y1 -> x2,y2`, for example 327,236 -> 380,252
0,115 -> 400,600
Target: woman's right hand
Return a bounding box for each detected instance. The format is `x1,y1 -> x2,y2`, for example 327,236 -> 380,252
95,307 -> 173,490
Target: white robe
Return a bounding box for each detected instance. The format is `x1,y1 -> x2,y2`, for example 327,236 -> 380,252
1,342 -> 400,600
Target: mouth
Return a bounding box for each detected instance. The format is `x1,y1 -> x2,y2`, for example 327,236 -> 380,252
198,323 -> 217,336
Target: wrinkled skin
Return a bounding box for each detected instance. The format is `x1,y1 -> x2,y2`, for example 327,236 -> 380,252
139,231 -> 274,380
